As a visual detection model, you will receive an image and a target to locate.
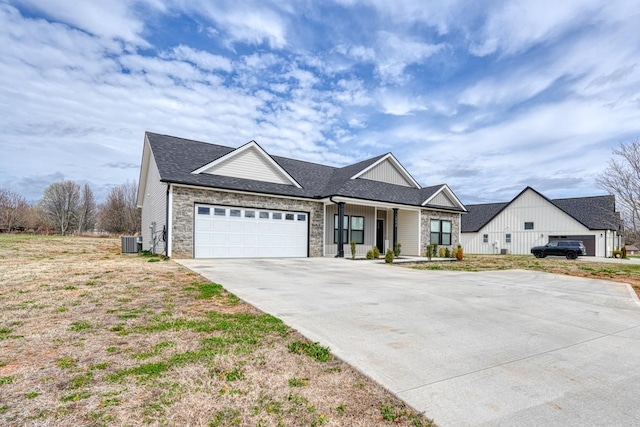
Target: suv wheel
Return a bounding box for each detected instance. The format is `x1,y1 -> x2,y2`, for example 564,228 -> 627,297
566,252 -> 577,260
534,251 -> 544,258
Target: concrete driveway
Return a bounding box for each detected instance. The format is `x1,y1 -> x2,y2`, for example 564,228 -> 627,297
177,258 -> 640,426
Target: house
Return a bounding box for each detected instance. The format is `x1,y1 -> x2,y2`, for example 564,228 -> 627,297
460,187 -> 622,257
136,132 -> 467,259
625,244 -> 639,255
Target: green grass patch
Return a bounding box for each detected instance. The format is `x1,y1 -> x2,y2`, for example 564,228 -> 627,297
107,362 -> 169,383
56,356 -> 76,369
0,376 -> 15,385
25,391 -> 41,399
288,340 -> 332,363
61,391 -> 91,402
288,377 -> 309,387
0,327 -> 12,340
69,320 -> 92,332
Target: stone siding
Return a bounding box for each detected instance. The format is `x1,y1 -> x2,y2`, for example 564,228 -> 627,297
420,211 -> 461,256
171,186 -> 324,258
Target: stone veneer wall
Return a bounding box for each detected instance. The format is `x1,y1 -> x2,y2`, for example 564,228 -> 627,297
171,186 -> 325,258
420,211 -> 461,256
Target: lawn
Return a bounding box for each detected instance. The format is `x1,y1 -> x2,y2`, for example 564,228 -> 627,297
0,235 -> 432,426
405,254 -> 640,297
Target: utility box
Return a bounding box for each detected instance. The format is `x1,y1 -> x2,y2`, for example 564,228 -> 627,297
121,236 -> 139,254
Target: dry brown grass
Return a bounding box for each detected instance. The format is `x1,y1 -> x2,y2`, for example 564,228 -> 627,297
0,235 -> 432,426
405,254 -> 640,298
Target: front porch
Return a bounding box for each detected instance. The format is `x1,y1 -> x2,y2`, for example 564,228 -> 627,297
323,201 -> 421,257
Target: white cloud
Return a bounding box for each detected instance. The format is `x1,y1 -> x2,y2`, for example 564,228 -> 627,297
166,45 -> 233,72
11,0 -> 154,45
470,0 -> 604,56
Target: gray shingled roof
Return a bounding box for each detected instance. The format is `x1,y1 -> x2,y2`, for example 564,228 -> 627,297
461,186 -> 619,232
146,132 -> 463,210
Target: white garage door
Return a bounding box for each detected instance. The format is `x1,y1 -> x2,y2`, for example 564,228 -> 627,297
194,204 -> 309,258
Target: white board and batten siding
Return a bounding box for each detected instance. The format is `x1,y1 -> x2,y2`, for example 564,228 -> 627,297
461,188 -> 599,256
202,147 -> 291,185
359,160 -> 414,187
194,204 -> 308,258
141,153 -> 167,253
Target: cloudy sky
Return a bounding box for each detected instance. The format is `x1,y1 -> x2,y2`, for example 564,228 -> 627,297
2,1 -> 639,204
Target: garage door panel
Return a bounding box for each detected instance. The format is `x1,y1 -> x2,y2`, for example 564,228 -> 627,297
194,204 -> 308,259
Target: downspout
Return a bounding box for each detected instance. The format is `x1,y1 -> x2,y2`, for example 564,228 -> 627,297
329,196 -> 345,258
604,229 -> 607,258
165,183 -> 170,257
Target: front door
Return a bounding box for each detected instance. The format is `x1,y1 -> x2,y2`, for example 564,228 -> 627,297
376,219 -> 384,252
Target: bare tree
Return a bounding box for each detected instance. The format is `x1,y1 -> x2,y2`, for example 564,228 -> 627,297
0,187 -> 29,231
99,181 -> 140,234
596,139 -> 640,241
76,183 -> 97,233
39,181 -> 81,235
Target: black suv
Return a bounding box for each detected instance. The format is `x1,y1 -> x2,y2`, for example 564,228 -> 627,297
531,240 -> 587,259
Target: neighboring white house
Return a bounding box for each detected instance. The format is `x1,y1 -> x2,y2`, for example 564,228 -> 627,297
461,187 -> 622,257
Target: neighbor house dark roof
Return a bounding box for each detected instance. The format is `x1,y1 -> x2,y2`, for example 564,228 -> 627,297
461,186 -> 619,232
145,132 -> 464,210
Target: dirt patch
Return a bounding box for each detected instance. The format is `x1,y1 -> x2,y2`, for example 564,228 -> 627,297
0,235 -> 433,426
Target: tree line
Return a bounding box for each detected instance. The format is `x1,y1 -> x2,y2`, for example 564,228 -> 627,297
0,181 -> 140,235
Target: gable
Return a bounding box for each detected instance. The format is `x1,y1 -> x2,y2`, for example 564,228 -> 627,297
429,191 -> 456,208
358,159 -> 414,187
350,153 -> 421,189
191,141 -> 301,188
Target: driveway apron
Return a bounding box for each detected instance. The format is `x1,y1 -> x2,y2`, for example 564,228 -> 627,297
177,258 -> 640,427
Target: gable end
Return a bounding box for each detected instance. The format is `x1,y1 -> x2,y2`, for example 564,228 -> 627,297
192,141 -> 302,188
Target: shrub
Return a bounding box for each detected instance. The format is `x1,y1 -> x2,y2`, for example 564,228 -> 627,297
612,248 -> 622,258
438,246 -> 446,258
385,249 -> 394,264
393,242 -> 401,257
444,247 -> 451,258
350,240 -> 356,259
373,246 -> 380,259
456,244 -> 464,260
366,250 -> 374,259
621,246 -> 627,259
426,244 -> 433,260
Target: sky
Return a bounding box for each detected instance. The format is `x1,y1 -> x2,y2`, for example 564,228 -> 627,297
1,0 -> 640,205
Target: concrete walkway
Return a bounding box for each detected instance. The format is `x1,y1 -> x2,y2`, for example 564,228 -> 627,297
177,257 -> 640,426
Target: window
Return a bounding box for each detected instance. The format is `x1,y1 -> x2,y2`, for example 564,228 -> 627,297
230,209 -> 241,217
214,208 -> 226,216
483,234 -> 488,243
430,219 -> 452,245
351,216 -> 364,244
505,233 -> 512,243
297,214 -> 306,221
524,222 -> 534,230
197,206 -> 210,215
285,213 -> 294,220
259,211 -> 269,219
333,214 -> 349,244
273,212 -> 282,220
244,210 -> 255,218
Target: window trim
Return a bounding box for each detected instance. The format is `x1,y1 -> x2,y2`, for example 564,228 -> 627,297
482,234 -> 488,244
334,214 -> 350,244
350,215 -> 365,244
524,222 -> 534,230
430,219 -> 452,245
505,233 -> 512,244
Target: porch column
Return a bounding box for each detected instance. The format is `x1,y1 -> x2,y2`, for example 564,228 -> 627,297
336,202 -> 345,258
393,208 -> 398,252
